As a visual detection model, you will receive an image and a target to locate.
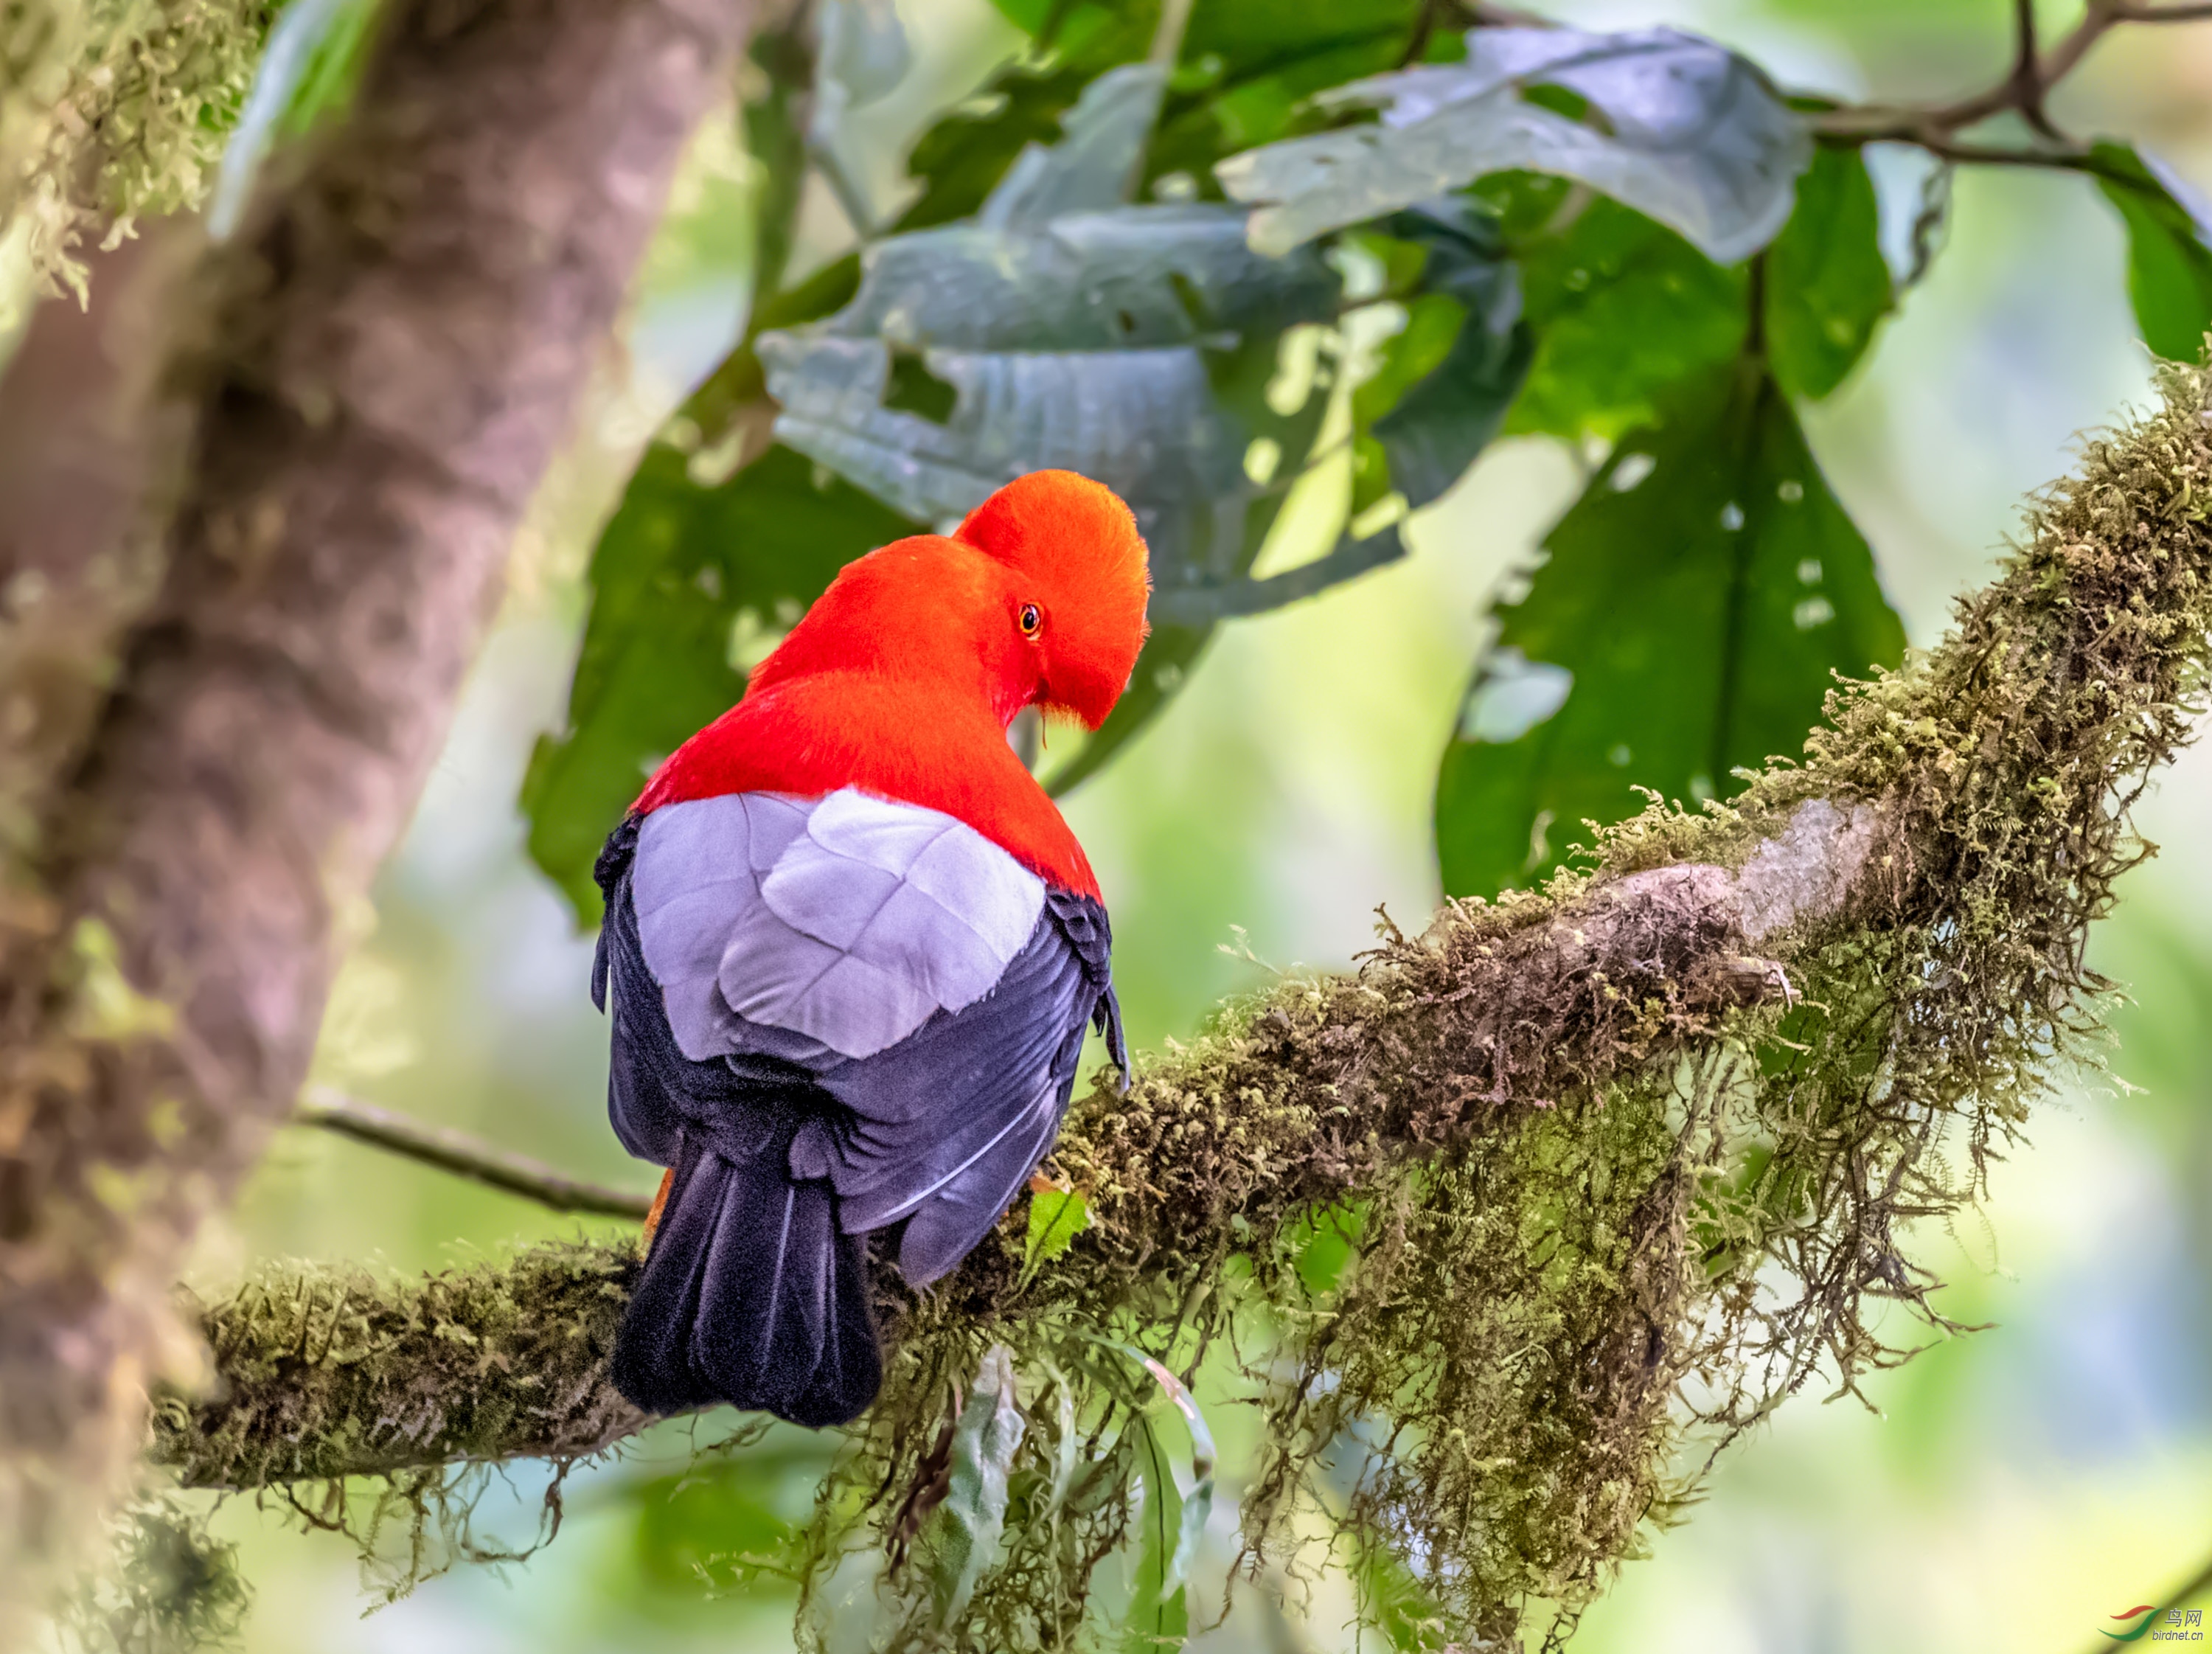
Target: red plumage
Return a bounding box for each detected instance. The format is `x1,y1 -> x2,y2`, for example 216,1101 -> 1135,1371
636,470 -> 1152,897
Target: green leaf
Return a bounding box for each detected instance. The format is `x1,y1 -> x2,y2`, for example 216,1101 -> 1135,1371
1505,191 -> 1749,443
2092,139 -> 2212,364
1764,145 -> 1891,400
757,65 -> 1340,563
928,1344 -> 1028,1630
1220,24 -> 1809,263
1121,1414 -> 1189,1653
1352,204 -> 1534,510
521,447 -> 913,922
1135,1358 -> 1215,1596
1436,366 -> 1905,899
1022,1186 -> 1093,1278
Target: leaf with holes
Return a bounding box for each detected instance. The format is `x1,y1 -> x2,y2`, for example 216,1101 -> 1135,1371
1436,366 -> 1903,899
1220,24 -> 1809,263
1503,185 -> 1750,443
759,66 -> 1340,571
2093,139 -> 2212,364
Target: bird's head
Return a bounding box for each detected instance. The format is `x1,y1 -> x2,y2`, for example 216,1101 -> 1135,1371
953,470 -> 1152,731
748,470 -> 1150,731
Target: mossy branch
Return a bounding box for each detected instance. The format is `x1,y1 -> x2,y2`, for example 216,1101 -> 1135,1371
152,364 -> 2212,1646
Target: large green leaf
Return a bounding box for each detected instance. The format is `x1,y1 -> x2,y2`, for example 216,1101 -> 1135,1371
1220,24 -> 1809,263
1504,190 -> 1750,443
1764,144 -> 1891,400
758,66 -> 1340,583
2092,139 -> 2212,364
1436,366 -> 1905,899
521,447 -> 913,922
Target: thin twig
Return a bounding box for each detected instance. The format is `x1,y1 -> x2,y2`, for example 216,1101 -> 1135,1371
2008,0 -> 2061,139
1818,0 -> 2212,152
292,1088 -> 655,1220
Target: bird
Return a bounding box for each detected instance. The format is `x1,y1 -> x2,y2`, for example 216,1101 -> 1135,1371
591,468 -> 1150,1427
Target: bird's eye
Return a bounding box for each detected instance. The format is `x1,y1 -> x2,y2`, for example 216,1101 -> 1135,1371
1018,603 -> 1043,637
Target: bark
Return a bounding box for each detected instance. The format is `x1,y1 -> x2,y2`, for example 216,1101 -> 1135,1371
0,0 -> 754,1629
0,225 -> 203,863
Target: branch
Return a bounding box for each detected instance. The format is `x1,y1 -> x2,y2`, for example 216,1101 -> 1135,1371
156,847 -> 1800,1492
1818,0 -> 2212,161
148,361 -> 2212,1638
0,0 -> 755,1627
293,1090 -> 655,1220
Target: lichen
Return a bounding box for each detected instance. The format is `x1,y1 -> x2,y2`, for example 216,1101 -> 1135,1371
153,365 -> 2212,1648
1,0 -> 275,303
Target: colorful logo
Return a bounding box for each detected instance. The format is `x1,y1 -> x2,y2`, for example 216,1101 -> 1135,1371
2102,1604 -> 2207,1642
2103,1606 -> 2162,1644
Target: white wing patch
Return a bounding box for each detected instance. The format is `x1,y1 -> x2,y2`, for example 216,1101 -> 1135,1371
633,788 -> 1046,1063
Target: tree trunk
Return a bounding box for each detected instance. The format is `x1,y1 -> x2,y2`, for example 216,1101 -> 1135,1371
0,0 -> 755,1630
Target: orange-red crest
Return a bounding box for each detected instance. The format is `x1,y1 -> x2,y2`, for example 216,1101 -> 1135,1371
956,470 -> 1152,731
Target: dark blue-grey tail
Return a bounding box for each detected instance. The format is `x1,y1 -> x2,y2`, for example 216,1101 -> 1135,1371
611,1133 -> 880,1428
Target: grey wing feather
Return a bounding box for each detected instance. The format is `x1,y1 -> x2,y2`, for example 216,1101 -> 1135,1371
621,788 -> 1117,1289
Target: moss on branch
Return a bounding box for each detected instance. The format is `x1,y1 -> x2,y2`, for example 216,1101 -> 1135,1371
153,364 -> 2212,1649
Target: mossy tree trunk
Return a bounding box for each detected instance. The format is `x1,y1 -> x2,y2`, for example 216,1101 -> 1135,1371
0,0 -> 758,1633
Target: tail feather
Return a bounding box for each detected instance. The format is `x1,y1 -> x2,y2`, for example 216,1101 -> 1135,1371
613,1137 -> 880,1427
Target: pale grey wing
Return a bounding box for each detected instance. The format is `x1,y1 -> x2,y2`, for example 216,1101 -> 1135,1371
737,788 -> 1046,1059
631,791 -> 831,1066
633,787 -> 1047,1064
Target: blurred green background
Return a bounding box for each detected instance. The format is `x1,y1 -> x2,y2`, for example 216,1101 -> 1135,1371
171,1 -> 2212,1647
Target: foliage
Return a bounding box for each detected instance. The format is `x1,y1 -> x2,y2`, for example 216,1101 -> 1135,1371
2092,140 -> 2212,366
45,0 -> 2212,1647
1437,364 -> 1904,899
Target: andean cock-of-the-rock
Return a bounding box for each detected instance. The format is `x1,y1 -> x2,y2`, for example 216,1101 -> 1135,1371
592,469 -> 1150,1426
